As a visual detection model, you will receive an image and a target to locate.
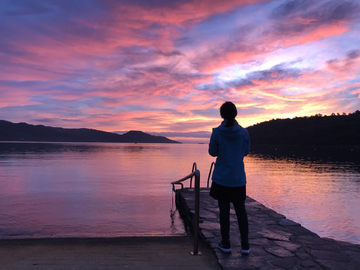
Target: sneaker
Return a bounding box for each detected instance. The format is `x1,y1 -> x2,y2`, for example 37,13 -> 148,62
218,242 -> 231,253
241,244 -> 250,254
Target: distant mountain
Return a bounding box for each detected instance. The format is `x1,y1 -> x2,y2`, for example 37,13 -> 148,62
247,110 -> 360,146
0,120 -> 180,143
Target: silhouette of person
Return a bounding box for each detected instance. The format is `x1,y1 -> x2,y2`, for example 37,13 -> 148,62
208,101 -> 250,254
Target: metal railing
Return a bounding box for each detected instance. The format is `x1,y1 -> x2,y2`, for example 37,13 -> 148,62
171,162 -> 201,256
173,162 -> 214,191
207,162 -> 214,188
189,162 -> 197,188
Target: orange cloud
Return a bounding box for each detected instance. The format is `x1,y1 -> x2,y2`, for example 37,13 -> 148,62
1,0 -> 359,140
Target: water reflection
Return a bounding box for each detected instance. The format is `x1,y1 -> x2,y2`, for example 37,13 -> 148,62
250,144 -> 360,162
0,142 -> 359,245
0,142 -> 105,154
0,142 -> 213,239
246,145 -> 360,245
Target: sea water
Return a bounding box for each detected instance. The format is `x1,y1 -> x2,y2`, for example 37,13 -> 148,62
0,142 -> 359,244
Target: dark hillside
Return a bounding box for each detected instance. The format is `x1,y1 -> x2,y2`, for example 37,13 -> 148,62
247,111 -> 360,146
0,120 -> 180,143
120,130 -> 175,143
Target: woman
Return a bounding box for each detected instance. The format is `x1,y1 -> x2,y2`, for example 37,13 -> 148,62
209,101 -> 250,254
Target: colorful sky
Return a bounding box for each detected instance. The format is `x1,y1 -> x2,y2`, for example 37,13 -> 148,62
1,0 -> 360,143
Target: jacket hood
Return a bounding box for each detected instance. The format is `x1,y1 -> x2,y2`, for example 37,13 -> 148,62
218,120 -> 244,141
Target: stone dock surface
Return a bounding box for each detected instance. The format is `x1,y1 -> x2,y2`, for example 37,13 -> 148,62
0,236 -> 221,270
176,188 -> 360,270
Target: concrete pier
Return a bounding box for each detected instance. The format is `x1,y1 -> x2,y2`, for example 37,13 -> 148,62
0,236 -> 221,269
175,188 -> 360,270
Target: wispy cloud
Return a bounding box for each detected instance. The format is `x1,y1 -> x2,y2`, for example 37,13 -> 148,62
1,0 -> 359,142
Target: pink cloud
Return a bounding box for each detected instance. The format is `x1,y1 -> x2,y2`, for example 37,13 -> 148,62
0,0 -> 359,139
327,49 -> 360,73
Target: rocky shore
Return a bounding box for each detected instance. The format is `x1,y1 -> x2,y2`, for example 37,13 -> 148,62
175,188 -> 360,270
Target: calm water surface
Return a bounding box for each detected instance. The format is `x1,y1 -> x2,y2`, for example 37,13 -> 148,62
0,142 -> 359,244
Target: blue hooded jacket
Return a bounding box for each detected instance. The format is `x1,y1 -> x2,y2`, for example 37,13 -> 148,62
208,119 -> 250,187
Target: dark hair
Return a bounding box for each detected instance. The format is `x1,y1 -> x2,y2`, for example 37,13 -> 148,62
220,101 -> 237,127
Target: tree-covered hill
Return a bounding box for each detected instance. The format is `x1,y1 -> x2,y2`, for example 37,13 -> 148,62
247,111 -> 360,146
0,120 -> 180,143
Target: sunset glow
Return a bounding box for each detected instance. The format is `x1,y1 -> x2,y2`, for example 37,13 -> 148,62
1,0 -> 359,142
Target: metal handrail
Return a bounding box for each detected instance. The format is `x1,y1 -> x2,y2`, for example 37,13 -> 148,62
171,163 -> 197,191
171,165 -> 201,256
190,162 -> 197,188
171,170 -> 197,191
207,162 -> 214,188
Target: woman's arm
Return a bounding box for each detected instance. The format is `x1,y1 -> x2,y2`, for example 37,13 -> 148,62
208,129 -> 219,157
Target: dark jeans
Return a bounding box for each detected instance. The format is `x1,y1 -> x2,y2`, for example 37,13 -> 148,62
218,198 -> 249,247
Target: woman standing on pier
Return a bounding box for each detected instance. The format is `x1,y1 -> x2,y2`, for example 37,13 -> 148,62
209,101 -> 250,254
